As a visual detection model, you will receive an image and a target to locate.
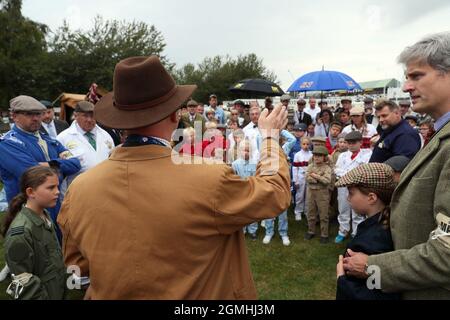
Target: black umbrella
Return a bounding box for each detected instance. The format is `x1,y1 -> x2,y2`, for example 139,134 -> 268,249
229,78 -> 285,97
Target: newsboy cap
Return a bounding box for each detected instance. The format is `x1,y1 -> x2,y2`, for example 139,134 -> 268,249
10,95 -> 46,112
294,123 -> 308,131
335,163 -> 396,190
311,136 -> 327,144
40,100 -> 54,109
187,100 -> 198,107
384,156 -> 411,173
280,94 -> 291,101
345,131 -> 363,142
75,101 -> 95,113
363,97 -> 374,104
312,145 -> 329,156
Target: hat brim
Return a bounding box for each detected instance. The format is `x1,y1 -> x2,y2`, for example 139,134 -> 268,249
94,85 -> 197,129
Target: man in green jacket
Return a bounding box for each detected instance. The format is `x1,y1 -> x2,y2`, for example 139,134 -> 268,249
343,31 -> 450,300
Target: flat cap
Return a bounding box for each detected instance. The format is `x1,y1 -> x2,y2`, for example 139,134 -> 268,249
341,98 -> 352,103
312,145 -> 329,156
234,99 -> 245,106
40,100 -> 54,109
335,163 -> 396,190
345,131 -> 363,141
75,101 -> 95,112
350,105 -> 365,116
187,100 -> 198,107
280,94 -> 291,101
297,99 -> 306,105
294,123 -> 308,131
10,95 -> 46,112
384,156 -> 411,172
311,136 -> 327,144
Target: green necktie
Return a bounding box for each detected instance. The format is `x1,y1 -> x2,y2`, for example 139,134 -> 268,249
85,132 -> 96,150
35,132 -> 50,161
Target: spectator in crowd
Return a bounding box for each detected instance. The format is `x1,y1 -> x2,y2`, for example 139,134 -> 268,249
289,123 -> 308,163
57,101 -> 114,191
205,108 -> 217,123
2,166 -> 66,300
418,119 -> 435,147
39,100 -> 69,139
398,100 -> 413,118
228,129 -> 245,164
0,96 -> 80,229
243,105 -> 262,164
305,98 -> 321,125
369,99 -> 421,163
334,131 -> 372,244
294,99 -> 313,127
314,109 -> 333,138
292,137 -> 313,221
304,146 -> 332,243
204,94 -> 225,124
337,110 -> 351,127
330,133 -> 348,166
342,106 -> 378,149
336,163 -> 400,300
363,97 -> 378,127
404,114 -> 419,128
384,155 -> 411,184
325,121 -> 344,155
307,123 -> 315,138
181,99 -> 206,133
232,140 -> 259,240
234,100 -> 250,127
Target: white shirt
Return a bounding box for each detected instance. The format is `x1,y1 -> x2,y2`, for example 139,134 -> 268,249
57,121 -> 114,181
243,122 -> 262,164
335,149 -> 372,179
42,120 -> 58,139
304,106 -> 322,124
292,150 -> 313,184
342,123 -> 378,139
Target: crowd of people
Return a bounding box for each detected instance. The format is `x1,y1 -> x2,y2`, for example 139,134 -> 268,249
0,31 -> 449,300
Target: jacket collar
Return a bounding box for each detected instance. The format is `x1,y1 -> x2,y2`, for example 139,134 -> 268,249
109,144 -> 173,161
397,120 -> 450,189
21,206 -> 52,229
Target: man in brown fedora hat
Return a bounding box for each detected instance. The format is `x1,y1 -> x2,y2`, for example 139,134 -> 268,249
58,55 -> 291,300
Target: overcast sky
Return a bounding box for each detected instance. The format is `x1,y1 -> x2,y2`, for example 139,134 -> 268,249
22,0 -> 450,90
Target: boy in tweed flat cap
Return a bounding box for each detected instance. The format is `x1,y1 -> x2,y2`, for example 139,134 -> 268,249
335,163 -> 400,300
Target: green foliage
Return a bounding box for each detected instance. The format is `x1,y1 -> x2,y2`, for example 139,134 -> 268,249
0,0 -> 49,108
46,16 -> 172,96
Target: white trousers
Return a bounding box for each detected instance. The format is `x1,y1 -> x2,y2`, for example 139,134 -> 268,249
337,187 -> 365,237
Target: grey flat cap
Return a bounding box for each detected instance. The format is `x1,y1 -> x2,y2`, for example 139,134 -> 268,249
75,101 -> 95,112
10,95 -> 46,112
280,94 -> 291,101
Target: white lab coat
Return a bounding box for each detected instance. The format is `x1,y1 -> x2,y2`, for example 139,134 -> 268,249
57,121 -> 114,187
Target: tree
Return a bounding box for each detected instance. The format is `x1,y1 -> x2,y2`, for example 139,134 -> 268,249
0,0 -> 49,109
46,16 -> 172,97
174,53 -> 277,103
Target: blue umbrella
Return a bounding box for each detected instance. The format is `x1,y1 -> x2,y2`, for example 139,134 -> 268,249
287,69 -> 362,92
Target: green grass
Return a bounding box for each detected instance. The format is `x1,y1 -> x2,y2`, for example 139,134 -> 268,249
0,205 -> 347,300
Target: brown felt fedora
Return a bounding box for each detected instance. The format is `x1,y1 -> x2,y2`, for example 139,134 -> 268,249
95,56 -> 197,129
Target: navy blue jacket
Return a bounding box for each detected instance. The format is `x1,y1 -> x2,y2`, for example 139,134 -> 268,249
0,125 -> 81,224
336,213 -> 400,300
370,119 -> 421,163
